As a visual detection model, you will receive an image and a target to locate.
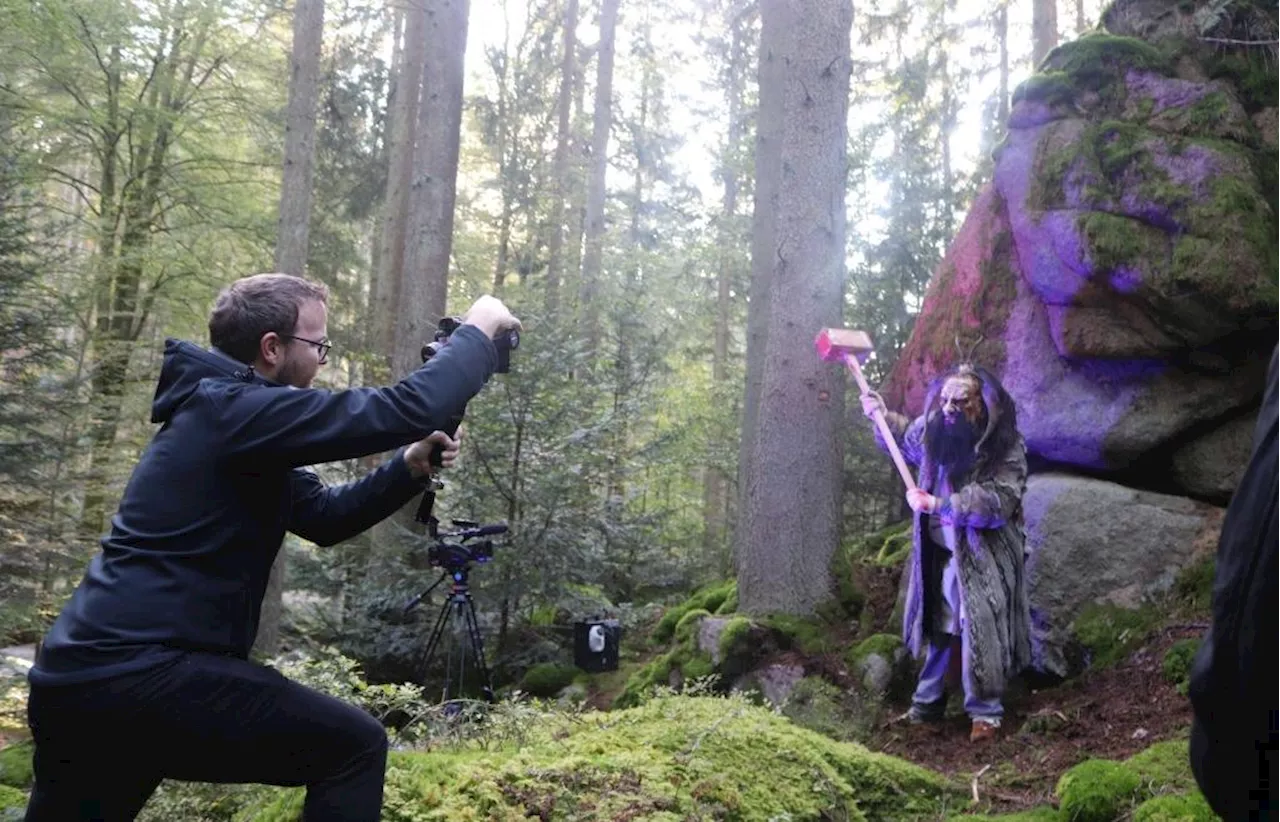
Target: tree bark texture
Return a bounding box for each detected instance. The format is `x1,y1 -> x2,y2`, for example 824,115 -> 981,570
374,0 -> 425,375
396,0 -> 470,378
1032,0 -> 1058,67
578,0 -> 619,353
258,0 -> 326,658
738,0 -> 851,616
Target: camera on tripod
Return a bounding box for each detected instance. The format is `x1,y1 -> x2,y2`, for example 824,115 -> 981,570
424,519 -> 504,570
403,519 -> 509,705
422,316 -> 519,373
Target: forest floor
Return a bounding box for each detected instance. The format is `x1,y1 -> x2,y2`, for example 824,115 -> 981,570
866,622 -> 1202,814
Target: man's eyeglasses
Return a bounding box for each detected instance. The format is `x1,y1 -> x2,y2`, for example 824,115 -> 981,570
282,334 -> 331,364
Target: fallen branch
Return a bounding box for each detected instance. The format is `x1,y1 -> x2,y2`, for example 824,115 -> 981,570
971,764 -> 992,804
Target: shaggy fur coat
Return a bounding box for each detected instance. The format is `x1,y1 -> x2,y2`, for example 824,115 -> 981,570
878,381 -> 1032,699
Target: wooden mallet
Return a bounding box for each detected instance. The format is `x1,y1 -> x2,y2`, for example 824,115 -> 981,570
815,328 -> 917,491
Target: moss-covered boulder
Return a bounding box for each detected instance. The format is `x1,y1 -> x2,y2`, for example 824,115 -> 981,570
881,0 -> 1276,489
1056,758 -> 1143,822
244,695 -> 959,821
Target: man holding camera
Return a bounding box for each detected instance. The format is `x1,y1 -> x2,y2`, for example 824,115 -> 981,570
23,273 -> 521,821
860,362 -> 1031,743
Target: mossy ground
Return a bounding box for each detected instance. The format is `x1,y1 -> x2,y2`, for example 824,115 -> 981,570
243,694 -> 960,822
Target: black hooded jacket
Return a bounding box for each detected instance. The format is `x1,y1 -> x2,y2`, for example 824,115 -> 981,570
1188,345 -> 1278,818
30,325 -> 497,687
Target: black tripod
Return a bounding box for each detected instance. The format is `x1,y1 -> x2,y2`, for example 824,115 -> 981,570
402,520 -> 506,705
405,565 -> 495,704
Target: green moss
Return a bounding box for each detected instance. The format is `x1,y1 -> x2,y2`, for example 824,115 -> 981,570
762,613 -> 833,655
1077,211 -> 1166,279
1182,173 -> 1279,297
779,677 -> 873,744
1132,791 -> 1216,822
680,652 -> 717,681
614,653 -> 675,709
674,608 -> 711,645
1161,640 -> 1199,694
848,633 -> 903,668
1055,759 -> 1143,822
651,581 -> 736,645
1126,738 -> 1198,794
1013,71 -> 1076,107
1072,602 -> 1160,669
713,589 -> 738,615
248,695 -> 958,821
0,741 -> 32,790
0,782 -> 27,812
1186,91 -> 1231,131
1045,33 -> 1173,81
519,663 -> 581,698
717,616 -> 753,662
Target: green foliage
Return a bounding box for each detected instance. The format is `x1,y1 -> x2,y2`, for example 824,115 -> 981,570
518,663 -> 580,698
1161,640 -> 1199,694
0,742 -> 31,790
1132,792 -> 1216,822
1071,603 -> 1160,669
1172,555 -> 1216,613
1055,759 -> 1142,822
241,693 -> 957,821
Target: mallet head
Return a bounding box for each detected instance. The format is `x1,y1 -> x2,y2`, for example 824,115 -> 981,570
815,328 -> 874,364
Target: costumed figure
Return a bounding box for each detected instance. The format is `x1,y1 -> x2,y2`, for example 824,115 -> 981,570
861,358 -> 1031,743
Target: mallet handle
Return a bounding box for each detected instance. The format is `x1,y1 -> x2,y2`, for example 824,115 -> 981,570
842,353 -> 918,491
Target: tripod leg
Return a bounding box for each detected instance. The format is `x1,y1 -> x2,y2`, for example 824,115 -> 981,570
460,593 -> 496,703
419,595 -> 454,700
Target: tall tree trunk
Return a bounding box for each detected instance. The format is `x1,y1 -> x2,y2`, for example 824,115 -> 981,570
997,0 -> 1009,124
738,0 -> 851,616
491,5 -> 514,294
374,1 -> 425,374
395,0 -> 470,378
544,0 -> 578,317
703,5 -> 748,575
734,0 -> 784,560
257,0 -> 325,658
1076,0 -> 1086,34
273,0 -> 324,276
1032,0 -> 1058,67
578,0 -> 620,354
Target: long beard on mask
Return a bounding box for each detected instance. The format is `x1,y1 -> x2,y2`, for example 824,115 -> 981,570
924,412 -> 980,487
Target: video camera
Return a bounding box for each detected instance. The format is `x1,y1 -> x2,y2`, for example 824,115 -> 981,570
425,519 -> 507,571
422,316 -> 520,374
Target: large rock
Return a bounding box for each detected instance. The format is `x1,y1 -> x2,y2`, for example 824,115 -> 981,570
1023,473 -> 1223,677
1168,413 -> 1257,502
881,11 -> 1277,495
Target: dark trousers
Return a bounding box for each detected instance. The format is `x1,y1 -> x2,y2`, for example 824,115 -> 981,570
23,651 -> 388,821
